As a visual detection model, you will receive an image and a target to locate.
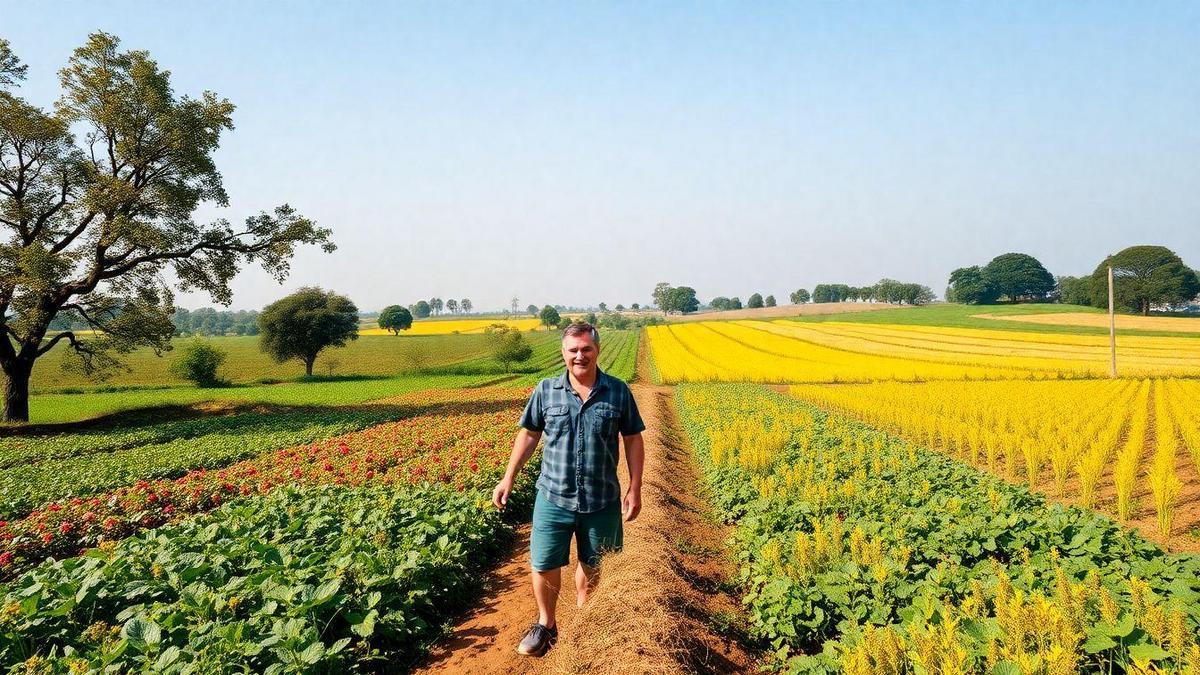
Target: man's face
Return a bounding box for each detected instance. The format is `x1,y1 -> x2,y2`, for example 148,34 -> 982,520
562,333 -> 599,379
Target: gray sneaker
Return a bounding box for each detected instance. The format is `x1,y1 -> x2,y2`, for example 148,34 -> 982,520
516,622 -> 558,656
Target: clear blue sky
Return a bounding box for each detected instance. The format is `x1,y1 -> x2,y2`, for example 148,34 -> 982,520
4,1 -> 1198,311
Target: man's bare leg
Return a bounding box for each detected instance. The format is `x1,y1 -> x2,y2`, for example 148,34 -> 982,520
575,562 -> 600,607
533,568 -> 561,628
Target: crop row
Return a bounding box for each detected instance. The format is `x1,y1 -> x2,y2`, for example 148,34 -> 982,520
791,378 -> 1200,545
0,479 -> 533,672
676,384 -> 1200,674
0,387 -> 531,578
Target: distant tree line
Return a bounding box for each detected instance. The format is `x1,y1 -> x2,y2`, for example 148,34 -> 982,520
408,297 -> 474,319
171,308 -> 262,336
948,246 -> 1199,314
708,293 -> 776,311
812,280 -> 935,305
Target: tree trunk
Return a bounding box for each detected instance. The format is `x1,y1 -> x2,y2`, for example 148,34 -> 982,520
305,356 -> 315,376
1142,299 -> 1150,316
2,362 -> 32,423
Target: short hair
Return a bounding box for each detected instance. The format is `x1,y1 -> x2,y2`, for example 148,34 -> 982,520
562,321 -> 600,345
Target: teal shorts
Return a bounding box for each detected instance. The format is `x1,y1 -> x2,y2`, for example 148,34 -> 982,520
530,491 -> 623,572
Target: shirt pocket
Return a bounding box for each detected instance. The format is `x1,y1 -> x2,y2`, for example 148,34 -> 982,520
543,404 -> 571,438
591,404 -> 621,437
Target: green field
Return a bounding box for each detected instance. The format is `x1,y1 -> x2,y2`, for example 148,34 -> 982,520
31,333 -> 505,392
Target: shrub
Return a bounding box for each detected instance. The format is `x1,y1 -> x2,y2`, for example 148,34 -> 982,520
168,341 -> 227,387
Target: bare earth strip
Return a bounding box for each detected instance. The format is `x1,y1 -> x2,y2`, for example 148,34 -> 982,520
412,383 -> 758,674
669,301 -> 907,322
974,311 -> 1200,333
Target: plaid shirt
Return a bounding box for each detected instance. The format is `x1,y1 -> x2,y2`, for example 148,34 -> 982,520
519,369 -> 645,513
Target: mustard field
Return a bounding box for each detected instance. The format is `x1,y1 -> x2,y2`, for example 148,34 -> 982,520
646,320 -> 1200,383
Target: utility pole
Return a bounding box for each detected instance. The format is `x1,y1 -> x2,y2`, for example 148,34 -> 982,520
1108,264 -> 1117,378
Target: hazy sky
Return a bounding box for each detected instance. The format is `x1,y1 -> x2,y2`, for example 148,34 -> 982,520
4,1 -> 1198,311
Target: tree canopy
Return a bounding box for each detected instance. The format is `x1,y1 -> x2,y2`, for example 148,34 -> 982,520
539,305 -> 561,328
378,305 -> 413,335
258,287 -> 358,376
0,33 -> 331,421
981,253 -> 1055,301
1089,245 -> 1200,315
653,283 -> 698,314
747,293 -> 764,309
790,289 -> 810,304
947,266 -> 1000,304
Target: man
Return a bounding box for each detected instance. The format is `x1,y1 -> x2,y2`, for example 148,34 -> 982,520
491,322 -> 645,657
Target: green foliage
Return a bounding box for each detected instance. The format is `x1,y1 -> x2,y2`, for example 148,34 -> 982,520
748,293 -> 765,309
259,287 -> 359,376
982,252 -> 1056,301
1057,275 -> 1092,306
377,305 -> 414,335
0,482 -> 520,671
0,33 -> 332,422
790,289 -> 811,304
0,407 -> 417,519
812,284 -> 852,303
765,295 -> 776,307
526,304 -> 539,316
653,283 -> 700,314
539,305 -> 561,328
487,326 -> 533,370
412,300 -> 432,319
168,341 -> 227,387
1089,245 -> 1200,315
947,265 -> 1000,304
677,384 -> 1200,672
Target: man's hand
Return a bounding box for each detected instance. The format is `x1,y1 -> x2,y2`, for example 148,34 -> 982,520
492,476 -> 515,510
622,487 -> 642,522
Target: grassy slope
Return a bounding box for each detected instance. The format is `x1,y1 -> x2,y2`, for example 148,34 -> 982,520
785,302 -> 1200,338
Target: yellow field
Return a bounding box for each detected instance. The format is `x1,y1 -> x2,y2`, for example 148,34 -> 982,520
976,311 -> 1200,333
645,320 -> 1200,383
360,318 -> 544,336
790,379 -> 1200,542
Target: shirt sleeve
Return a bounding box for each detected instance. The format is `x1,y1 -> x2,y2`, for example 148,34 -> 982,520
518,385 -> 545,432
619,387 -> 646,435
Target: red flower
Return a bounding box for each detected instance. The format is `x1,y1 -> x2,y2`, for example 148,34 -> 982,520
41,533 -> 53,544
0,551 -> 13,567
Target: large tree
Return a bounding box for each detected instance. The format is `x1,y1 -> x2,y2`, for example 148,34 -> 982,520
1089,245 -> 1200,315
0,33 -> 331,421
377,304 -> 413,335
747,293 -> 764,309
259,287 -> 358,376
790,288 -> 810,304
947,266 -> 1000,304
981,253 -> 1054,302
539,305 -> 561,329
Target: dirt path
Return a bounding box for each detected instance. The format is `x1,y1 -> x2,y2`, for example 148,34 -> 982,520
414,526 -> 578,674
412,384 -> 757,674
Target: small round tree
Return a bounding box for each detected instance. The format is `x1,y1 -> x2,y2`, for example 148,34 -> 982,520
539,305 -> 561,329
259,287 -> 359,376
489,326 -> 533,371
527,304 -> 539,316
747,293 -> 764,309
765,295 -> 776,307
378,305 -> 413,335
169,340 -> 227,387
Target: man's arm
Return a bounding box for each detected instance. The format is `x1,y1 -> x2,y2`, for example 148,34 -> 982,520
492,428 -> 542,509
621,432 -> 644,522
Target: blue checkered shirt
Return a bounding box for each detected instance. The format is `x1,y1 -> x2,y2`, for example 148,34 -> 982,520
518,369 -> 645,513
